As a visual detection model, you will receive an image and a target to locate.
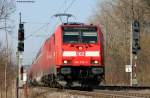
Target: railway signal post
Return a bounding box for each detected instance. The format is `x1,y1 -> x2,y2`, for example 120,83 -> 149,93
16,1 -> 34,98
130,20 -> 140,86
18,12 -> 25,86
17,13 -> 25,98
132,20 -> 140,86
130,0 -> 140,86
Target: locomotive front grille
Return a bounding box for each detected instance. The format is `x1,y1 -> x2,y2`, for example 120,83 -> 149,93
60,66 -> 104,76
60,67 -> 71,75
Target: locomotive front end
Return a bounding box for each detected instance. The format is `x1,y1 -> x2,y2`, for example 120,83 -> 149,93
59,24 -> 105,86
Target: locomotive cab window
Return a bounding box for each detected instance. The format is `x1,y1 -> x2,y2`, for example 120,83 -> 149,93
63,32 -> 80,43
63,27 -> 98,44
82,32 -> 97,43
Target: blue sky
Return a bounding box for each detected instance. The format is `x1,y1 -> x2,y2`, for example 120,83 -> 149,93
10,0 -> 100,65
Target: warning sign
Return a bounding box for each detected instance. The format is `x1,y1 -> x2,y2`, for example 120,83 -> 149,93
125,65 -> 132,72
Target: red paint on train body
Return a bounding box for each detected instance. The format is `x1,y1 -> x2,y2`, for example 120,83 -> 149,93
29,23 -> 105,85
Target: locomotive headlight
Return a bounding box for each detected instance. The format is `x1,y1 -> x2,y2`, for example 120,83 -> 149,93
63,60 -> 68,64
79,46 -> 83,50
63,60 -> 71,64
91,60 -> 99,64
94,60 -> 98,64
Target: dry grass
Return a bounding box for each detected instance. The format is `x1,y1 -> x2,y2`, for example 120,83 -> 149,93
27,88 -> 95,98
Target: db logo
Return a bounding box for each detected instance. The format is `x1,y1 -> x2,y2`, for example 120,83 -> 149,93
76,52 -> 84,56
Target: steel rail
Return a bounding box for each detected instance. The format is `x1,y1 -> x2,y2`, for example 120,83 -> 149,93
27,87 -> 150,98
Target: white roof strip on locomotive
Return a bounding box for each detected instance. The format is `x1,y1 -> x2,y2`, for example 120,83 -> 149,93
63,51 -> 76,56
85,51 -> 100,56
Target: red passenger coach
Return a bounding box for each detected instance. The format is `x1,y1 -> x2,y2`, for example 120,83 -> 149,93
29,23 -> 105,86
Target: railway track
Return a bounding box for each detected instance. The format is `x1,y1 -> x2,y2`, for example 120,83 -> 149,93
27,86 -> 150,98
94,85 -> 150,90
67,90 -> 145,98
92,90 -> 150,98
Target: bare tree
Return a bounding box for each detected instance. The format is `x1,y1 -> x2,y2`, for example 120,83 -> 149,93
90,0 -> 150,85
0,0 -> 16,98
0,0 -> 15,30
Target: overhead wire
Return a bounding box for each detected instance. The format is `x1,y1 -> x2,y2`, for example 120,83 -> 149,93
25,23 -> 50,39
56,0 -> 67,13
64,0 -> 78,13
13,0 -> 79,41
17,0 -> 77,40
10,0 -> 79,42
48,0 -> 70,34
48,0 -> 79,35
21,0 -> 68,40
26,0 -> 70,39
15,0 -> 68,40
15,0 -> 72,65
63,0 -> 79,22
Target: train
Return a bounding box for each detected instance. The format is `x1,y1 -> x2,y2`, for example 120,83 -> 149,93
29,22 -> 105,87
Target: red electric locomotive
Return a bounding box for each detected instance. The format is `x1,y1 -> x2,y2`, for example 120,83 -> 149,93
29,22 -> 105,87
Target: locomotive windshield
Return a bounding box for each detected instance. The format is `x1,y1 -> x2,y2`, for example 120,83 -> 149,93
63,27 -> 98,43
63,32 -> 80,43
